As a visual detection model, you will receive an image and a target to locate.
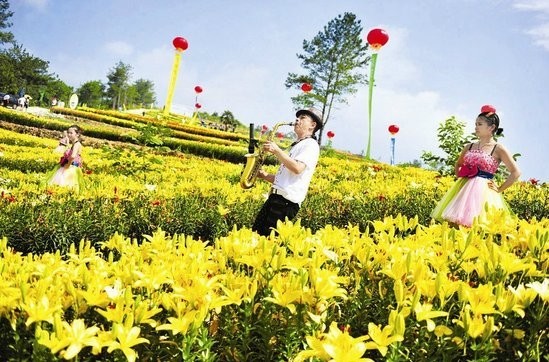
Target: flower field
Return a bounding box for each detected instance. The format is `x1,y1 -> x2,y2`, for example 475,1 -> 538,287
0,107 -> 548,361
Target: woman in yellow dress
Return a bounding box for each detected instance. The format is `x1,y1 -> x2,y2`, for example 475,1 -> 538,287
47,125 -> 84,192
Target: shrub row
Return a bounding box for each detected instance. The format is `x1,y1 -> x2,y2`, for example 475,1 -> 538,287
53,107 -> 243,147
0,107 -> 257,164
58,106 -> 248,142
3,181 -> 546,255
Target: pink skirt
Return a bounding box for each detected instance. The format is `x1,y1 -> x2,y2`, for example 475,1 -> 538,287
47,165 -> 84,192
431,177 -> 512,227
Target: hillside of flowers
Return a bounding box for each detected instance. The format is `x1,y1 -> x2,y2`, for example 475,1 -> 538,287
0,107 -> 548,361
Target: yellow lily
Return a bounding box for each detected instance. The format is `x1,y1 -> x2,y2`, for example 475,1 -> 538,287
455,307 -> 496,339
414,302 -> 448,332
434,325 -> 453,338
58,319 -> 101,359
156,309 -> 200,336
526,278 -> 549,302
264,273 -> 307,314
467,284 -> 497,316
495,285 -> 525,317
217,204 -> 230,216
294,322 -> 371,362
388,309 -> 407,337
311,268 -> 348,301
0,280 -> 20,315
77,285 -> 111,309
95,301 -> 129,324
365,322 -> 403,356
133,299 -> 162,327
22,295 -> 60,326
106,323 -> 149,362
36,318 -> 102,359
508,284 -> 538,309
215,278 -> 256,309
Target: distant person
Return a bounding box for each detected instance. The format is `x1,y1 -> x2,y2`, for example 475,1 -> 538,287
51,97 -> 58,107
47,125 -> 84,192
3,94 -> 10,107
431,105 -> 521,227
251,107 -> 322,236
18,96 -> 26,110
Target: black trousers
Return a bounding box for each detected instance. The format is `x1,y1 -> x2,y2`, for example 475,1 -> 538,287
252,194 -> 300,236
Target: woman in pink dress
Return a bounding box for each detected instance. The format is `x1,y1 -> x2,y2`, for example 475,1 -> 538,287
431,105 -> 521,227
47,125 -> 84,192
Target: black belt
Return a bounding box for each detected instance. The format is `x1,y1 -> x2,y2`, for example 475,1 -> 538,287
270,188 -> 288,198
476,170 -> 494,179
269,188 -> 299,207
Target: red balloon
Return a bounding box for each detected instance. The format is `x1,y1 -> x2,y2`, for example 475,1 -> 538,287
327,131 -> 335,139
194,86 -> 203,94
172,37 -> 188,51
388,124 -> 399,135
301,83 -> 313,93
195,103 -> 201,109
366,28 -> 389,50
262,124 -> 269,130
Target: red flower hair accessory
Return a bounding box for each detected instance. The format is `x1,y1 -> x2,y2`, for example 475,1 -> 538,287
481,104 -> 496,116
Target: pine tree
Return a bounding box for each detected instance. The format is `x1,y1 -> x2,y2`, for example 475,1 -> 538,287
285,12 -> 369,145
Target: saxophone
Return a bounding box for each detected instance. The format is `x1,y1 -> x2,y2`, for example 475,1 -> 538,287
240,122 -> 294,189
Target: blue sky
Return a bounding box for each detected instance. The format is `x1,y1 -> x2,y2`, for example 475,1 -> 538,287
10,0 -> 549,181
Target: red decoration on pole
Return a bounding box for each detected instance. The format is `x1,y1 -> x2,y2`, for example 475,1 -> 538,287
301,83 -> 313,93
327,131 -> 335,139
365,28 -> 389,159
172,37 -> 189,51
195,103 -> 202,109
366,28 -> 389,50
165,36 -> 188,116
388,124 -> 399,135
194,86 -> 203,94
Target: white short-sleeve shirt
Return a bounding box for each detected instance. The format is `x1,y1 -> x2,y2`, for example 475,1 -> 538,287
272,138 -> 320,204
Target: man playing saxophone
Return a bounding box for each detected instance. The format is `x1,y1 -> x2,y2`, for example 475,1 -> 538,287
252,107 -> 322,236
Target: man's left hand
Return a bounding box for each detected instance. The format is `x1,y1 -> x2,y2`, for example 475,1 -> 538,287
263,141 -> 281,155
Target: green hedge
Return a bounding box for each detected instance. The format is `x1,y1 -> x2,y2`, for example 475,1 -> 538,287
0,194 -> 232,255
58,106 -> 248,142
0,107 -> 259,165
3,182 -> 546,255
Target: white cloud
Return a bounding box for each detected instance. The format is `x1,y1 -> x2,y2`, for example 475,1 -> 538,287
104,41 -> 134,56
514,0 -> 549,50
330,87 -> 448,164
526,22 -> 549,50
47,53 -> 106,88
513,0 -> 549,12
372,26 -> 421,88
132,45 -> 174,96
21,0 -> 48,9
